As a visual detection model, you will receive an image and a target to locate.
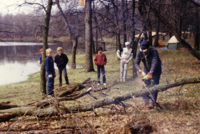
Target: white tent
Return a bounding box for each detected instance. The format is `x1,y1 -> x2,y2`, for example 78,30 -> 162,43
167,36 -> 183,49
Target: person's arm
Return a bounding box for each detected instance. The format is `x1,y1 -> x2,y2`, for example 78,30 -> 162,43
149,49 -> 159,73
94,54 -> 98,65
54,55 -> 57,64
65,54 -> 69,64
45,58 -> 50,74
116,48 -> 123,59
134,51 -> 141,71
126,50 -> 133,63
104,54 -> 107,65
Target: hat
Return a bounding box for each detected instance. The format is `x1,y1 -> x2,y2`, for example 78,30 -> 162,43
140,41 -> 149,52
125,42 -> 130,46
40,48 -> 43,52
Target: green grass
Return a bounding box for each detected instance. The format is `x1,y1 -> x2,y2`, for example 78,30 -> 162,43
0,47 -> 200,133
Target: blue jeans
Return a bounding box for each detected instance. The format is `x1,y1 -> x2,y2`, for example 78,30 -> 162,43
97,65 -> 106,83
46,74 -> 54,95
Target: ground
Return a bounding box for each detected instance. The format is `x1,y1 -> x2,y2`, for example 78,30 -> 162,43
0,41 -> 200,133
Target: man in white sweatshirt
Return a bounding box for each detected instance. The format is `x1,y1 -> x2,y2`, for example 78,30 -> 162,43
116,42 -> 133,82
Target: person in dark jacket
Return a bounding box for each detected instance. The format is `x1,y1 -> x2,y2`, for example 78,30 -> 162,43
134,41 -> 162,108
94,47 -> 107,86
55,47 -> 69,87
45,48 -> 56,96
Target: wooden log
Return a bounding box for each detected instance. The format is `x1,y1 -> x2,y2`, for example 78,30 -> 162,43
58,78 -> 90,97
0,77 -> 200,122
0,102 -> 18,110
35,88 -> 92,107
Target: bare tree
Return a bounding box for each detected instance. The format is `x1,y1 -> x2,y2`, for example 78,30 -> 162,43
85,0 -> 95,72
40,0 -> 53,95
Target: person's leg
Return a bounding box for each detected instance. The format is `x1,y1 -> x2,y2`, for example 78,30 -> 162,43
101,65 -> 106,84
62,68 -> 69,85
48,77 -> 54,96
123,62 -> 128,81
120,60 -> 124,81
58,68 -> 62,87
97,65 -> 100,84
149,75 -> 160,105
46,75 -> 50,95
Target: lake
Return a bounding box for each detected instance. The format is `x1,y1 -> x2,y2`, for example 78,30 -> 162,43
0,42 -> 83,85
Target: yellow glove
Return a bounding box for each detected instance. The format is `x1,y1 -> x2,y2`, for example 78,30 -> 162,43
146,72 -> 153,79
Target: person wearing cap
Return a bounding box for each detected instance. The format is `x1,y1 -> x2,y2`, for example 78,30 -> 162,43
38,48 -> 43,66
134,41 -> 162,108
116,42 -> 133,82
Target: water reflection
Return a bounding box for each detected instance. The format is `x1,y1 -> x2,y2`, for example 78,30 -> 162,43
0,42 -> 83,85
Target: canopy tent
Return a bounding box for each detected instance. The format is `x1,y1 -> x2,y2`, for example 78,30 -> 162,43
167,36 -> 183,49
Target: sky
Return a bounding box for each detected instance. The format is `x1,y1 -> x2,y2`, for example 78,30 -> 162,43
0,0 -> 32,15
0,0 -> 61,15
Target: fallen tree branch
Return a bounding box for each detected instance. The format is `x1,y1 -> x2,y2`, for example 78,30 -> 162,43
58,78 -> 91,97
0,76 -> 200,122
151,7 -> 200,60
0,102 -> 18,110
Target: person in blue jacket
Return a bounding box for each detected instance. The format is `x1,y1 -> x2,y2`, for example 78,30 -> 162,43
134,41 -> 162,108
45,48 -> 56,96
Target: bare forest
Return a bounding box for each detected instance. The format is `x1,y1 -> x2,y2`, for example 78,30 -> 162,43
0,0 -> 200,133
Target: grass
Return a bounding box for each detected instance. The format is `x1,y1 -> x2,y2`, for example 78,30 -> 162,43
0,46 -> 200,133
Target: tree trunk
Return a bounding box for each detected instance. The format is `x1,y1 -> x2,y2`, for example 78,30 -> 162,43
131,0 -> 137,78
194,6 -> 199,51
71,37 -> 78,69
1,76 -> 200,122
40,0 -> 53,95
122,0 -> 127,47
148,22 -> 152,46
154,20 -> 160,47
85,0 -> 95,72
153,0 -> 161,47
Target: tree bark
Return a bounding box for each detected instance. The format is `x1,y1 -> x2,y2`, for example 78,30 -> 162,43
131,0 -> 137,78
85,0 -> 95,72
71,37 -> 78,69
152,7 -> 200,60
56,0 -> 78,69
40,0 -> 53,95
122,0 -> 127,47
153,0 -> 161,47
1,76 -> 200,122
194,6 -> 199,51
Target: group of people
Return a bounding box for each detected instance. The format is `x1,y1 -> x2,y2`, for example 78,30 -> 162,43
38,47 -> 70,96
96,40 -> 162,109
38,40 -> 162,108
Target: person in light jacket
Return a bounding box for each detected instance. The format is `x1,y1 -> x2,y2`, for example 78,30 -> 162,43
116,42 -> 133,82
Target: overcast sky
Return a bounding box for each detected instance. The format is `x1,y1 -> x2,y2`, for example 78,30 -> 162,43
0,0 -> 61,15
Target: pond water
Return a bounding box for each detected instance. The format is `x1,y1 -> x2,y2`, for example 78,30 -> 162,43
0,42 -> 83,85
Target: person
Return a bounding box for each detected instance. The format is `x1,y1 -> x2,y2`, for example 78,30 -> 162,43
38,48 -> 43,66
55,47 -> 69,87
116,42 -> 133,82
134,41 -> 162,108
94,47 -> 107,86
45,48 -> 56,96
